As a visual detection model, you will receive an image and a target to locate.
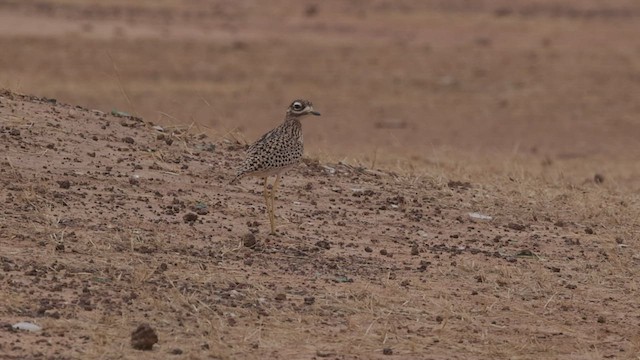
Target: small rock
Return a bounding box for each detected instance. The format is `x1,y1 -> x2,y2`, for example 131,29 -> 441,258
418,260 -> 430,271
112,110 -> 131,117
333,276 -> 353,283
323,166 -> 336,174
410,245 -> 419,256
316,350 -> 336,358
183,213 -> 198,223
304,296 -> 315,305
12,322 -> 42,332
516,249 -> 535,257
594,173 -> 605,184
315,240 -> 331,250
435,315 -> 444,323
585,227 -> 594,235
468,212 -> 492,221
193,203 -> 209,215
242,233 -> 257,248
129,175 -> 140,185
564,238 -> 580,246
170,348 -> 183,355
364,246 -> 373,253
383,347 -> 393,355
275,293 -> 287,301
507,223 -> 526,231
131,324 -> 158,351
122,137 -> 135,144
597,315 -> 606,324
57,180 -> 71,189
380,249 -> 388,256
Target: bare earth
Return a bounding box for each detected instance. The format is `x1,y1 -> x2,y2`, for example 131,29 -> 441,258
1,1 -> 640,359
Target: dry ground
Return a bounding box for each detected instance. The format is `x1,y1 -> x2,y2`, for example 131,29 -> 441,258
1,1 -> 640,359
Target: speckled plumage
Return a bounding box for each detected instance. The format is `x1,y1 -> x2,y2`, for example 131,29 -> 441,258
233,99 -> 319,182
231,99 -> 320,235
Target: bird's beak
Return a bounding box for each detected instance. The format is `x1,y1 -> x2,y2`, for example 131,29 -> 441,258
309,107 -> 321,116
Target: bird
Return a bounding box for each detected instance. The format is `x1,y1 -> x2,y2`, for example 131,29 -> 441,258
231,99 -> 321,234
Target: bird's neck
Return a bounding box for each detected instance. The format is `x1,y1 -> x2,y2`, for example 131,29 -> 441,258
283,114 -> 302,127
282,114 -> 303,140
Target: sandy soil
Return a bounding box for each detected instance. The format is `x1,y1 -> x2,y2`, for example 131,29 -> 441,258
1,1 -> 640,359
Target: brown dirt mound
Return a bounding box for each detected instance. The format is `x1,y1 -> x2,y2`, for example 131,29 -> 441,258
1,90 -> 639,359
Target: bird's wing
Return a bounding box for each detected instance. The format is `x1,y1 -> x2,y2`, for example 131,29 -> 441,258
247,127 -> 279,154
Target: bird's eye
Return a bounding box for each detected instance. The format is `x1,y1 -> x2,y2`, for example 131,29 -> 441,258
292,102 -> 303,111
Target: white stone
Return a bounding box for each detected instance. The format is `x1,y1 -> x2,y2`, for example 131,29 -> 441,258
12,322 -> 42,332
468,212 -> 492,221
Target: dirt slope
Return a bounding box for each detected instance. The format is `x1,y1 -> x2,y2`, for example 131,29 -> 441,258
1,90 -> 639,359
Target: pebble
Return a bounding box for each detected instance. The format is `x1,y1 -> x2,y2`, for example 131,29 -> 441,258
12,322 -> 42,332
468,212 -> 492,221
131,323 -> 158,351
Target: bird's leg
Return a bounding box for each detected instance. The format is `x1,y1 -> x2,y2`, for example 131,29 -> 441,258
268,174 -> 280,234
272,174 -> 280,200
262,176 -> 277,235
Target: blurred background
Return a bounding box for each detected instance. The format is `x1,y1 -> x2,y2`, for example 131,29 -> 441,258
1,0 -> 639,167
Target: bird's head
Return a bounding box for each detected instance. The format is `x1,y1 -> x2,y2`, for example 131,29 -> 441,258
287,99 -> 321,117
